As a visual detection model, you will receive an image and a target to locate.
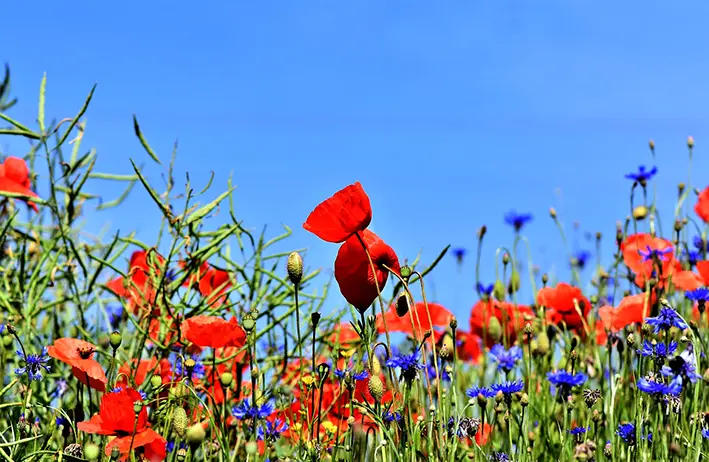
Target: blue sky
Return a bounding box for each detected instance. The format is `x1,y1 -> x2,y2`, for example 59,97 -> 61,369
3,2 -> 709,325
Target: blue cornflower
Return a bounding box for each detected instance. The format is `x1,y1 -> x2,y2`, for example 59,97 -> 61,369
257,418 -> 289,442
489,344 -> 523,374
661,347 -> 702,383
386,350 -> 424,383
547,370 -> 587,399
638,245 -> 672,262
382,410 -> 402,423
571,250 -> 592,270
334,365 -> 369,382
636,376 -> 682,397
569,426 -> 589,435
504,210 -> 533,232
452,248 -> 467,262
693,236 -> 708,252
616,422 -> 652,446
111,386 -> 148,400
0,324 -> 4,334
477,282 -> 494,296
426,361 -> 451,382
686,288 -> 709,303
688,250 -> 701,266
490,380 -> 524,399
106,305 -> 124,329
637,340 -> 677,359
466,386 -> 496,400
56,416 -> 70,427
625,165 -> 658,184
15,347 -> 51,381
166,442 -> 186,453
232,399 -> 274,421
645,307 -> 688,333
702,429 -> 709,439
489,452 -> 511,462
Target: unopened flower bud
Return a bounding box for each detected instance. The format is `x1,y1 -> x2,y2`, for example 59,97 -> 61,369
487,317 -> 502,342
395,293 -> 411,317
508,270 -> 521,294
626,333 -> 635,347
520,393 -> 529,407
287,252 -> 303,285
172,407 -> 188,437
524,323 -> 533,335
109,331 -> 122,349
449,317 -> 458,330
549,207 -> 557,218
245,441 -> 258,455
186,423 -> 206,445
400,265 -> 412,279
84,443 -> 100,461
633,205 -> 648,220
478,226 -> 487,239
502,253 -> 510,265
649,139 -> 655,150
541,273 -> 549,285
220,372 -> 233,387
493,280 -> 506,301
368,375 -> 384,402
688,136 -> 695,148
150,375 -> 162,389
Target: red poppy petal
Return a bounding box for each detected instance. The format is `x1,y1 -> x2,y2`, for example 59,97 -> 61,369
303,182 -> 372,243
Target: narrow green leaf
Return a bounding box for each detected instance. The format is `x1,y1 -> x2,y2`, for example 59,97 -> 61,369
38,72 -> 47,133
89,172 -> 139,181
129,159 -> 170,218
0,112 -> 34,133
185,188 -> 234,226
0,128 -> 40,139
133,115 -> 162,165
97,180 -> 136,210
55,84 -> 96,148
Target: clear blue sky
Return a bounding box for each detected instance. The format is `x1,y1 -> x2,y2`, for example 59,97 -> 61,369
3,2 -> 709,324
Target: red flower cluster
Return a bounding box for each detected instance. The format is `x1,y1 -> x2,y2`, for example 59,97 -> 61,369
0,156 -> 40,211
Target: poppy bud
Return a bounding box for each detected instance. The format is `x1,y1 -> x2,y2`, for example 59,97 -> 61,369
502,253 -> 510,265
133,401 -> 143,414
311,312 -> 321,328
368,375 -> 384,402
84,443 -> 100,461
449,317 -> 457,330
688,136 -> 695,148
186,422 -> 206,445
549,207 -> 557,219
2,335 -> 12,348
477,394 -> 487,408
110,446 -> 120,461
626,333 -> 635,347
649,139 -> 655,150
400,265 -> 412,280
493,280 -> 506,301
241,314 -> 256,333
603,442 -> 612,458
172,407 -> 188,437
395,293 -> 411,317
477,226 -> 487,239
595,232 -> 602,241
541,273 -> 548,285
149,375 -> 162,389
287,251 -> 303,285
169,382 -> 190,399
371,354 -> 381,375
535,332 -> 550,356
679,183 -> 686,195
109,331 -> 122,349
487,317 -> 502,342
524,323 -> 533,336
632,205 -> 648,220
220,372 -> 233,387
246,441 -> 258,455
520,393 -> 529,407
508,270 -> 521,294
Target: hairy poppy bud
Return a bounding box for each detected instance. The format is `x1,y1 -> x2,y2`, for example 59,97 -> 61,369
449,317 -> 458,330
109,331 -> 122,349
679,183 -> 686,195
649,139 -> 655,150
549,207 -> 557,219
186,423 -> 206,445
220,372 -> 233,387
541,273 -> 549,285
632,205 -> 648,220
688,136 -> 695,148
493,280 -> 506,301
84,443 -> 100,461
524,323 -> 533,336
535,332 -> 550,356
172,407 -> 188,437
368,375 -> 384,402
508,270 -> 521,294
502,253 -> 510,265
311,312 -> 321,328
626,333 -> 635,347
395,293 -> 411,317
487,317 -> 502,342
149,375 -> 162,389
287,252 -> 303,285
400,265 -> 412,280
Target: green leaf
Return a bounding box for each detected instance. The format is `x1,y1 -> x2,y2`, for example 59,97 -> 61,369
38,72 -> 47,133
0,128 -> 40,140
55,84 -> 95,148
133,115 -> 162,165
129,159 -> 171,219
185,188 -> 234,226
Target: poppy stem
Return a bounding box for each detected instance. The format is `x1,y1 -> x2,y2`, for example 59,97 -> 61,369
294,283 -> 304,376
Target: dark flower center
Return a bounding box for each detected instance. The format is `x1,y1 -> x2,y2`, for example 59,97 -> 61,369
77,347 -> 94,359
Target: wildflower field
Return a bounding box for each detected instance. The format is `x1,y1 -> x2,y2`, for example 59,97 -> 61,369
1,67 -> 709,462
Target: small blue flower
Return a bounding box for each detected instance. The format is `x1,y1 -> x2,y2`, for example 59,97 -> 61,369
426,361 -> 451,382
625,165 -> 658,184
489,452 -> 511,462
55,416 -> 70,427
686,288 -> 709,303
15,347 -> 51,381
52,379 -> 68,399
693,236 -> 708,252
174,356 -> 206,380
569,426 -> 589,435
637,340 -> 677,359
490,380 -> 524,398
386,350 -> 425,383
688,250 -> 701,266
452,248 -> 467,262
489,344 -> 523,374
0,324 -> 4,334
638,245 -> 672,262
382,410 -> 402,423
106,305 -> 124,329
636,376 -> 682,397
572,250 -> 592,270
504,210 -> 533,231
232,399 -> 274,421
466,386 -> 496,400
257,418 -> 289,442
547,370 -> 587,398
334,364 -> 369,382
616,422 -> 652,446
646,307 -> 688,333
702,429 -> 709,439
661,347 -> 702,383
476,282 -> 494,296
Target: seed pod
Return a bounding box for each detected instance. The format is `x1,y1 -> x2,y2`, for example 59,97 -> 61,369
368,375 -> 384,402
172,407 -> 188,437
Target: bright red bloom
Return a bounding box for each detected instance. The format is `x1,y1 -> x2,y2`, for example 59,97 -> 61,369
183,316 -> 247,349
106,250 -> 166,313
47,338 -> 108,391
476,422 -> 493,446
672,260 -> 709,291
328,323 -> 361,349
469,299 -> 534,347
621,233 -> 678,288
538,283 -> 591,333
117,358 -> 173,388
695,187 -> 709,223
377,301 -> 454,338
334,229 -> 400,313
0,157 -> 39,212
595,293 -> 654,344
181,261 -> 232,307
77,387 -> 166,461
303,182 -> 372,243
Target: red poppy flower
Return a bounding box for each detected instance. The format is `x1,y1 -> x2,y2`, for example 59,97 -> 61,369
183,316 -> 247,349
537,283 -> 591,333
377,301 -> 454,338
181,261 -> 232,307
334,229 -> 400,313
106,250 -> 166,313
328,323 -> 361,349
672,260 -> 709,291
77,387 -> 167,461
0,157 -> 39,212
595,293 -> 654,344
469,299 -> 534,347
621,233 -> 678,288
47,338 -> 108,391
476,422 -> 492,446
696,187 -> 709,223
303,182 -> 372,243
117,358 -> 173,388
